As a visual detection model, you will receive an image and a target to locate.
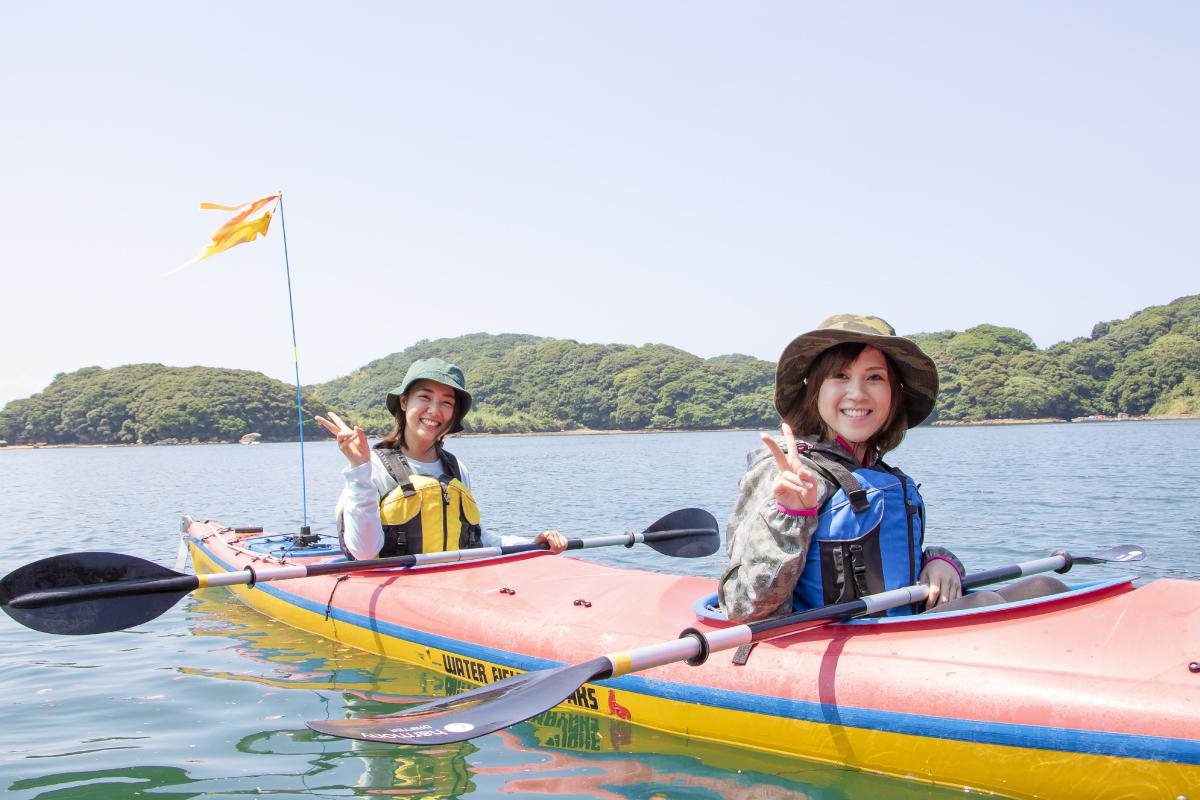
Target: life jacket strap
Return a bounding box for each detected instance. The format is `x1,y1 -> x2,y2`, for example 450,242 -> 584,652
798,443 -> 870,512
375,447 -> 467,492
375,448 -> 417,497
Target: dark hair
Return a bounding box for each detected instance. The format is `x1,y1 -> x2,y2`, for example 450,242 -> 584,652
376,385 -> 467,452
781,342 -> 909,456
375,412 -> 408,452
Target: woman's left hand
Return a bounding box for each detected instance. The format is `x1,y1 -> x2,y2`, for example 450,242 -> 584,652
535,530 -> 568,554
919,559 -> 962,610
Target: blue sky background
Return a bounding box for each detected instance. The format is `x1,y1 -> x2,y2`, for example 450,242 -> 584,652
1,2 -> 1195,406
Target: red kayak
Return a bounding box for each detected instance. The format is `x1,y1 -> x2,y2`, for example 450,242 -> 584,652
182,518 -> 1200,800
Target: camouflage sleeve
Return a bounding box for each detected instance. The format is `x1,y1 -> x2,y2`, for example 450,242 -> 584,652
922,546 -> 966,579
717,449 -> 834,623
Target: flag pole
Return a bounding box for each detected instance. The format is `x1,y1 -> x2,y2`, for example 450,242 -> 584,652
275,192 -> 309,534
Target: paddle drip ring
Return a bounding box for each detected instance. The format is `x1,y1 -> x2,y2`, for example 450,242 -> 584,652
678,628 -> 711,666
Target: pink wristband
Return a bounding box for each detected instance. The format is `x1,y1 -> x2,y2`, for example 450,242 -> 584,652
923,554 -> 964,580
776,500 -> 817,517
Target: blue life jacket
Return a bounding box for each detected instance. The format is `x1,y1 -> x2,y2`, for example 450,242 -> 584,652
792,450 -> 926,617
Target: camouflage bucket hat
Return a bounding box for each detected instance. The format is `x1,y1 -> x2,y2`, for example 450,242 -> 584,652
386,357 -> 473,434
774,314 -> 939,428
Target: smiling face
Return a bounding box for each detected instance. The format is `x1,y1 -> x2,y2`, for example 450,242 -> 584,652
815,346 -> 894,447
399,379 -> 458,456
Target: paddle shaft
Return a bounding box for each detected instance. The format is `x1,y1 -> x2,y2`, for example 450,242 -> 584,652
6,527 -> 713,611
604,552 -> 1074,678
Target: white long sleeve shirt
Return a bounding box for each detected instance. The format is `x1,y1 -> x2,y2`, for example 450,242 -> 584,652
336,449 -> 524,560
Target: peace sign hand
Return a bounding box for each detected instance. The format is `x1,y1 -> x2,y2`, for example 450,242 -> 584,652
315,411 -> 371,468
760,423 -> 819,512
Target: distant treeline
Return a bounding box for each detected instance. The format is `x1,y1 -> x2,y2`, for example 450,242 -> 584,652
2,295 -> 1196,445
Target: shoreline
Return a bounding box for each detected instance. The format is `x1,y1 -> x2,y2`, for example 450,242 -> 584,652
929,417 -> 1071,427
930,413 -> 1198,427
0,427 -> 767,449
2,414 -> 1197,449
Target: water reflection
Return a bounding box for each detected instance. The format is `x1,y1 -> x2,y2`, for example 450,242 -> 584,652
8,766 -> 201,800
178,590 -> 973,799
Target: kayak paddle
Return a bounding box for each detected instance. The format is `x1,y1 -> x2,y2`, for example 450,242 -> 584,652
305,544 -> 1145,745
0,507 -> 719,636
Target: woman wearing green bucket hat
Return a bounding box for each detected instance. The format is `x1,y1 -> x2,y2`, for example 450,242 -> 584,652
316,357 -> 567,561
718,315 -> 1065,623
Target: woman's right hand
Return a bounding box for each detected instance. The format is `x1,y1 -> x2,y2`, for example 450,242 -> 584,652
535,530 -> 569,554
760,423 -> 819,512
315,412 -> 371,468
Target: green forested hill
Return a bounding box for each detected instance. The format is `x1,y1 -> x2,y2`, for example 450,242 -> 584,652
311,333 -> 552,431
310,336 -> 776,433
0,365 -> 333,445
1,295 -> 1196,445
913,294 -> 1200,422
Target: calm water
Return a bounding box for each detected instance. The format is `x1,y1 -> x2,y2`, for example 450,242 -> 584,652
1,421 -> 1198,799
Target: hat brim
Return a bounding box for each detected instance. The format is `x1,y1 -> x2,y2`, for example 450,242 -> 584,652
774,329 -> 938,427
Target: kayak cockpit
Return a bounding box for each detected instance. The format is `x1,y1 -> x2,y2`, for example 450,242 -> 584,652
693,575 -> 1138,627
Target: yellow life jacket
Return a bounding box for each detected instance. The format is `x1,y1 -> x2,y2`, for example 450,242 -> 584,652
372,447 -> 482,557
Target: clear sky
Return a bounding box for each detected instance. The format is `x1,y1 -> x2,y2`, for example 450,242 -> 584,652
2,2 -> 1195,407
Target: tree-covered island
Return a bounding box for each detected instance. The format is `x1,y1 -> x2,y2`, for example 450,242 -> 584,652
2,295 -> 1196,446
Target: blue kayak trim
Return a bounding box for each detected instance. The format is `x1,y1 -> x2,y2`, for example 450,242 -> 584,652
193,539 -> 1200,766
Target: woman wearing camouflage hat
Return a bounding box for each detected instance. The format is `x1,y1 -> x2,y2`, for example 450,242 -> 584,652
316,357 -> 566,561
718,315 -> 1064,623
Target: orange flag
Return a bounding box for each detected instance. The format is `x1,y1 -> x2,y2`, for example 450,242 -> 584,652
169,193 -> 281,274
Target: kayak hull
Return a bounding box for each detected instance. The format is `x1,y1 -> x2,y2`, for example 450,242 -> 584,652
184,519 -> 1200,799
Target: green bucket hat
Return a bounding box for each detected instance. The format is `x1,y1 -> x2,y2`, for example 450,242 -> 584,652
774,314 -> 939,428
385,357 -> 473,434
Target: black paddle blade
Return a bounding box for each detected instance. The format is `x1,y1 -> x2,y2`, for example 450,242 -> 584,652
0,551 -> 192,635
307,656 -> 612,745
642,508 -> 720,558
1074,544 -> 1146,564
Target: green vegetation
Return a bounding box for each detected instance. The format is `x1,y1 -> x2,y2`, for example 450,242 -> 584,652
311,337 -> 776,434
0,365 -> 332,445
1,295 -> 1196,444
915,294 -> 1200,422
